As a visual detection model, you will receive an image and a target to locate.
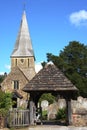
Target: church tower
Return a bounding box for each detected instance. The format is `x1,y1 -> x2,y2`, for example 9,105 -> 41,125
11,11 -> 35,79
1,11 -> 36,108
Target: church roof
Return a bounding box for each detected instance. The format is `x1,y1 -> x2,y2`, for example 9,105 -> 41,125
12,90 -> 23,99
23,64 -> 78,92
11,11 -> 34,57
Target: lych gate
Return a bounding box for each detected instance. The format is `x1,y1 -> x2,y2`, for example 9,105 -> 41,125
23,64 -> 78,125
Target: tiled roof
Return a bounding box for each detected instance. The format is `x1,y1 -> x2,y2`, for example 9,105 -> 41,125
12,90 -> 23,99
23,64 -> 77,92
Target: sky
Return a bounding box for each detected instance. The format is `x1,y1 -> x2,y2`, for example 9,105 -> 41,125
1,0 -> 87,74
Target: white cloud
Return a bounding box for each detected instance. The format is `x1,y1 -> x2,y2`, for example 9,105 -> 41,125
69,10 -> 87,26
5,64 -> 11,70
0,65 -> 11,75
0,72 -> 4,75
35,62 -> 42,73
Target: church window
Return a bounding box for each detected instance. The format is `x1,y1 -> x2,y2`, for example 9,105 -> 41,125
14,80 -> 19,90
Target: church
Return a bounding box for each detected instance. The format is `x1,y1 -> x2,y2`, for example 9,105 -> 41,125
1,8 -> 80,126
1,10 -> 36,108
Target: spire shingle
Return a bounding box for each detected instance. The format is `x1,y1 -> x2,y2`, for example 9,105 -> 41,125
11,11 -> 34,57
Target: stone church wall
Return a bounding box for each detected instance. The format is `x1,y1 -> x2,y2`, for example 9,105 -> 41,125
1,67 -> 29,108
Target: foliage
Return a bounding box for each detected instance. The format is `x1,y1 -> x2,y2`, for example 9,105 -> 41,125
0,75 -> 4,83
39,93 -> 56,105
0,72 -> 7,83
42,110 -> 47,120
41,61 -> 47,68
0,90 -> 12,117
56,108 -> 66,120
46,41 -> 87,97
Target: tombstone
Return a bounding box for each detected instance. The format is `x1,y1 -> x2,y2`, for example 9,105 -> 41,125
58,99 -> 66,109
41,100 -> 49,111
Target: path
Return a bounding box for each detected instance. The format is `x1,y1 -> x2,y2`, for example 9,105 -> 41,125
29,125 -> 87,130
1,126 -> 87,130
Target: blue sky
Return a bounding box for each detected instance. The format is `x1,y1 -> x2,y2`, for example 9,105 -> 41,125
0,0 -> 87,74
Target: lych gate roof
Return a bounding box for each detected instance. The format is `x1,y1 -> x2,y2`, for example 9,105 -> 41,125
11,11 -> 34,57
23,64 -> 78,92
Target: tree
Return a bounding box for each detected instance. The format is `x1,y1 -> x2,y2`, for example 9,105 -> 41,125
39,93 -> 56,105
41,61 -> 47,68
46,41 -> 87,97
0,90 -> 12,117
0,72 -> 7,83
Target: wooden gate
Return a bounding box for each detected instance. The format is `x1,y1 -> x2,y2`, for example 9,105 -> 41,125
7,109 -> 29,127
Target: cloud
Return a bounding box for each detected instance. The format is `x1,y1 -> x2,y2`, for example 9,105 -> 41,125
0,65 -> 11,75
0,72 -> 4,75
69,10 -> 87,26
35,62 -> 42,73
5,64 -> 11,70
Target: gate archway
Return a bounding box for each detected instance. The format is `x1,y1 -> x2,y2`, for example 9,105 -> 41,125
23,64 -> 78,125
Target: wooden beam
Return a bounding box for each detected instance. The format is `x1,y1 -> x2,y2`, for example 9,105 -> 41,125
66,99 -> 72,125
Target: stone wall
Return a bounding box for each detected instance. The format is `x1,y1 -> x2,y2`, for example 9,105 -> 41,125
11,57 -> 35,70
71,96 -> 87,126
43,97 -> 87,126
1,67 -> 28,99
1,67 -> 29,109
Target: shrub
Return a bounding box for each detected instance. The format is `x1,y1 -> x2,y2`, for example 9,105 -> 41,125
39,93 -> 56,105
56,108 -> 66,120
0,90 -> 12,117
42,110 -> 47,120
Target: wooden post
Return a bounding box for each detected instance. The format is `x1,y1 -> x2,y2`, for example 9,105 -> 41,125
68,99 -> 72,125
66,99 -> 72,125
29,97 -> 34,125
29,95 -> 37,125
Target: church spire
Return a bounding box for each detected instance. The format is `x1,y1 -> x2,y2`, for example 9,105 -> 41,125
11,11 -> 34,57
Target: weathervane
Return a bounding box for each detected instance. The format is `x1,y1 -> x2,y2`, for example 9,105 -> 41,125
23,0 -> 26,11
